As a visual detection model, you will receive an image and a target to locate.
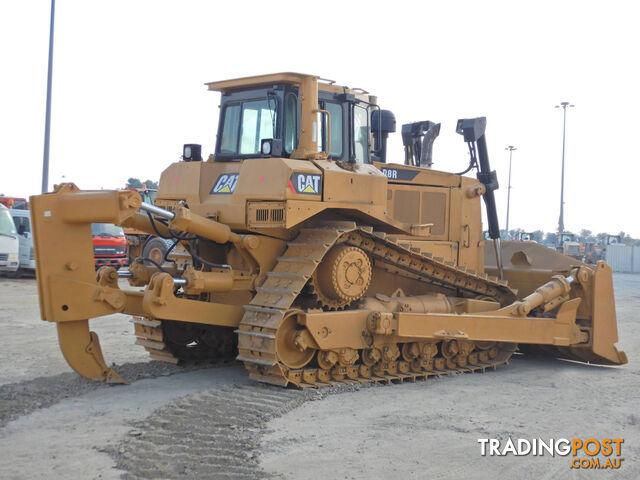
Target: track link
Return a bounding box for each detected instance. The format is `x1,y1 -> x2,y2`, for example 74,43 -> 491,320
133,316 -> 237,364
133,317 -> 180,363
237,222 -> 519,388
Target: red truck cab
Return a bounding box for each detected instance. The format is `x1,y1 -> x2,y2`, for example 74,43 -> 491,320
91,223 -> 128,270
0,196 -> 28,209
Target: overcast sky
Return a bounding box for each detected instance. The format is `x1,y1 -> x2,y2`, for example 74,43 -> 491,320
1,0 -> 638,237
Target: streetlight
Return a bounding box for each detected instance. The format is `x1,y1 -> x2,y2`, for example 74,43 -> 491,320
42,0 -> 56,193
554,101 -> 574,241
504,145 -> 517,237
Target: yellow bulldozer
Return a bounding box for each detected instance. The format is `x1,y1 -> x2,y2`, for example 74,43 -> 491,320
30,73 -> 626,387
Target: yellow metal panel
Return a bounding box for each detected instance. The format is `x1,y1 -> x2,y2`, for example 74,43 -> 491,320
206,72 -> 317,92
457,177 -> 484,272
373,162 -> 461,188
394,307 -> 584,346
302,310 -> 369,350
591,262 -> 628,364
30,185 -> 140,322
387,184 -> 450,240
315,160 -> 387,205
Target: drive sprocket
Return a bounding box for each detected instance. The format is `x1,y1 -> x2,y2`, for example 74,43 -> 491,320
309,244 -> 372,310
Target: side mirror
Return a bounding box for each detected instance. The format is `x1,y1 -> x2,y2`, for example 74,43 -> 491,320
17,224 -> 26,235
371,109 -> 396,163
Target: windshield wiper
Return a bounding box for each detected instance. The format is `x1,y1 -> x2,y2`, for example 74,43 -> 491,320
0,232 -> 17,239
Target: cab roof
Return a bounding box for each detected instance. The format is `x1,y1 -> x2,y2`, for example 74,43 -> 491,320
205,72 -> 371,100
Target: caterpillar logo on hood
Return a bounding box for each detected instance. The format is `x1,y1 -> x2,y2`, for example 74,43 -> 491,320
211,173 -> 239,194
289,172 -> 322,195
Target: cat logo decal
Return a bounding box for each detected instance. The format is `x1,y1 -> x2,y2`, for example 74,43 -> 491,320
211,173 -> 239,194
289,173 -> 322,195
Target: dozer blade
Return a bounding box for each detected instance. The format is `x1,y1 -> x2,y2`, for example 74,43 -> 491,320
519,262 -> 627,366
573,261 -> 627,365
57,320 -> 127,384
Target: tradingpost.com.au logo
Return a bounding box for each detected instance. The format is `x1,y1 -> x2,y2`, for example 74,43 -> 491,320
478,437 -> 624,470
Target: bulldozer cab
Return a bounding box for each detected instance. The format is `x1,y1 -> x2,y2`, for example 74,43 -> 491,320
208,73 -> 373,164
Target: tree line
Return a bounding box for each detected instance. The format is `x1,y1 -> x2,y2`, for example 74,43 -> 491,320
126,178 -> 158,190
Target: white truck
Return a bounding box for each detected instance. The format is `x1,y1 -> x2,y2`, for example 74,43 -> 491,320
8,208 -> 35,277
0,204 -> 19,275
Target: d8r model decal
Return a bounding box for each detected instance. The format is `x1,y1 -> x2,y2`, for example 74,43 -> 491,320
381,167 -> 419,181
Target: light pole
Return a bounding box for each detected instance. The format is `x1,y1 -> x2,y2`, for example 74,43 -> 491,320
555,101 -> 574,240
504,145 -> 517,237
42,0 -> 55,193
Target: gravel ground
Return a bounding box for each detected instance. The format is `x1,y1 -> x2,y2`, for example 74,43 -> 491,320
0,274 -> 637,479
0,278 -> 150,386
261,274 -> 640,479
110,382 -> 363,480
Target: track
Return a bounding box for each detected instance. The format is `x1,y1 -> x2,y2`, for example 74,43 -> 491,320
133,317 -> 237,364
133,222 -> 519,387
237,222 -> 518,388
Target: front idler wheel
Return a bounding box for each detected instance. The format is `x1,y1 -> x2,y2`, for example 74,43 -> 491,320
275,311 -> 315,369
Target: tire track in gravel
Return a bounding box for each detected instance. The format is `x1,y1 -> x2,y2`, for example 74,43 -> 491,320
109,383 -> 366,480
0,360 -> 232,429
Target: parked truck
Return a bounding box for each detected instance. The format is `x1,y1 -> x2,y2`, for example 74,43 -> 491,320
0,196 -> 28,210
123,187 -> 173,266
0,204 -> 19,275
8,209 -> 36,277
91,223 -> 128,270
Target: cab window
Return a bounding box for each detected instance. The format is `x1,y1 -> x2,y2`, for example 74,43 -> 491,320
91,223 -> 125,237
141,190 -> 156,204
240,99 -> 276,154
220,104 -> 241,154
0,209 -> 16,236
219,99 -> 277,155
353,105 -> 369,163
284,93 -> 298,153
12,216 -> 30,234
318,102 -> 343,158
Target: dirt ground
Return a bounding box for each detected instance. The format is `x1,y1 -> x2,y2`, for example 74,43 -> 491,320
0,275 -> 638,479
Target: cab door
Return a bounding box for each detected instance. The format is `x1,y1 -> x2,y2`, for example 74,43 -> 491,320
11,214 -> 31,267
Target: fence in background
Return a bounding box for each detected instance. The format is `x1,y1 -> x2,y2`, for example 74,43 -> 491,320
606,244 -> 640,273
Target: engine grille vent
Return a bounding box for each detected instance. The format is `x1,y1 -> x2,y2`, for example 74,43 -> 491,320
256,209 -> 269,222
270,208 -> 284,222
247,202 -> 286,228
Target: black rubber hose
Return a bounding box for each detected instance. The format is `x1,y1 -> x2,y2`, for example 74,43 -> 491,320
185,241 -> 231,270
